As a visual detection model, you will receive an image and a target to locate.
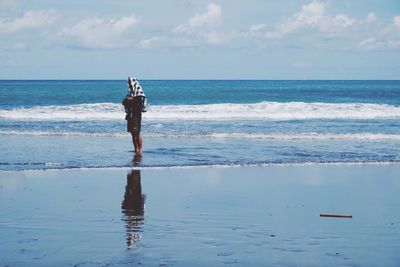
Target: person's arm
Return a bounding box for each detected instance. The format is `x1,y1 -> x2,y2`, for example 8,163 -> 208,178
122,95 -> 133,106
122,96 -> 128,106
122,96 -> 133,114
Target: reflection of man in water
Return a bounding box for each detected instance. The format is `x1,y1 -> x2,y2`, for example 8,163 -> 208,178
132,153 -> 142,167
121,170 -> 145,248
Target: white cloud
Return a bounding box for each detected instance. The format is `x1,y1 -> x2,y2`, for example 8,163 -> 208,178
242,24 -> 267,38
189,3 -> 221,27
359,38 -> 383,49
169,2 -> 228,46
366,12 -> 377,23
0,10 -> 58,33
359,37 -> 400,50
138,3 -> 225,50
358,15 -> 400,51
173,2 -> 222,34
138,36 -> 162,49
265,1 -> 356,39
137,3 -> 227,49
113,16 -> 139,32
137,35 -> 195,49
381,15 -> 400,36
394,16 -> 400,29
249,24 -> 266,32
387,40 -> 400,48
295,0 -> 326,25
318,14 -> 356,32
59,15 -> 139,49
201,31 -> 227,44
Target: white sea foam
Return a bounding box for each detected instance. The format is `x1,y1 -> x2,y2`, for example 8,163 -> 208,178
1,130 -> 400,141
0,103 -> 124,121
4,161 -> 400,173
152,102 -> 400,120
1,101 -> 400,121
0,130 -> 127,137
205,133 -> 400,141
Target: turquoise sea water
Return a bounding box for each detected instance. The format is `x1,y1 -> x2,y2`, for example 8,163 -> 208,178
0,80 -> 399,170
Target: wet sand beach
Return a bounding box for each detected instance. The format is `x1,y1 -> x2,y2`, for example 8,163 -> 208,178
1,164 -> 400,266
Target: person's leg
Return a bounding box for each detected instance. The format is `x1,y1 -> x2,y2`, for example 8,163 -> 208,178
132,116 -> 141,154
137,132 -> 143,154
133,131 -> 142,154
131,131 -> 138,152
134,135 -> 140,154
137,114 -> 143,154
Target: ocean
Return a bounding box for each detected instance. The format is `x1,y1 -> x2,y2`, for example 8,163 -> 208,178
0,80 -> 399,170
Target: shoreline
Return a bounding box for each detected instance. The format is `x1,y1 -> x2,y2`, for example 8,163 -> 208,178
1,160 -> 400,173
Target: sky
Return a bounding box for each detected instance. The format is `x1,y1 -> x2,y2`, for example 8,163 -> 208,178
0,0 -> 399,79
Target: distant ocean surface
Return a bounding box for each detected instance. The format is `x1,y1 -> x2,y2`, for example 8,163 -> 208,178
1,80 -> 399,170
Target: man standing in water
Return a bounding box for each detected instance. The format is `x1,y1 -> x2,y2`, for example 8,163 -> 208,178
123,77 -> 147,154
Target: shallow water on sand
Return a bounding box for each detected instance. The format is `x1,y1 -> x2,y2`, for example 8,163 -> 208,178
1,165 -> 400,266
1,134 -> 399,171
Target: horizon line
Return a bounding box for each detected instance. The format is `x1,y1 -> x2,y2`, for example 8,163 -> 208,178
1,79 -> 400,81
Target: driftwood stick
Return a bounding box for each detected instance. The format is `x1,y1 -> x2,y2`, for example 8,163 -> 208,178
320,214 -> 352,218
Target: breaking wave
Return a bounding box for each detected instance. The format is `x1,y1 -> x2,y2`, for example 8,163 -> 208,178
1,101 -> 400,121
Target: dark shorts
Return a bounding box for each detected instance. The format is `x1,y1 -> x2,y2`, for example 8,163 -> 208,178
127,115 -> 142,134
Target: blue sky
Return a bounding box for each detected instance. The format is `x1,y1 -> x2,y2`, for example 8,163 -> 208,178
0,0 -> 399,79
